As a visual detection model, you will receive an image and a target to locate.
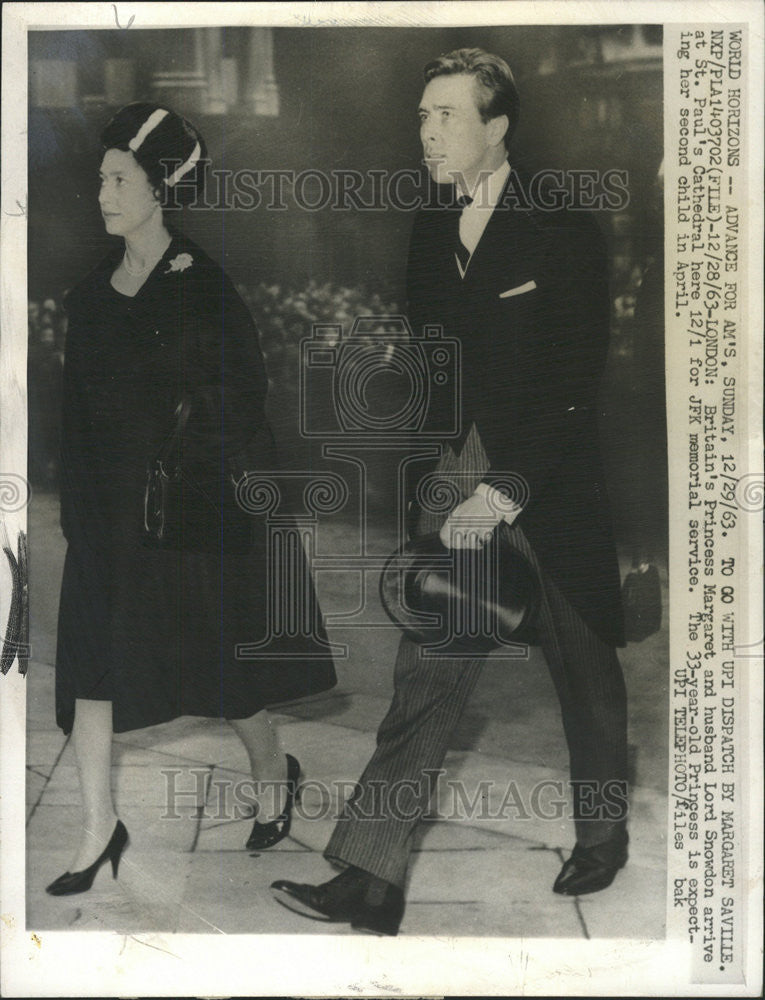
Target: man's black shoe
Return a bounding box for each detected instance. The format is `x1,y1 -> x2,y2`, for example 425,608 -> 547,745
270,866 -> 404,936
553,831 -> 629,896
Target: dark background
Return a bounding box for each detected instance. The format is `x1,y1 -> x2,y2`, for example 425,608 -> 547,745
27,24 -> 667,562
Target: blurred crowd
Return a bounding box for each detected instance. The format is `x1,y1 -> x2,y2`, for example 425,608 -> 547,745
27,299 -> 67,489
237,279 -> 401,389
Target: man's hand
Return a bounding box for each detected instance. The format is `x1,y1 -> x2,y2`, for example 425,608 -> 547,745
439,485 -> 522,549
439,492 -> 501,549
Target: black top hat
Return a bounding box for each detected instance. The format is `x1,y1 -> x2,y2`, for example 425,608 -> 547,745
379,526 -> 540,655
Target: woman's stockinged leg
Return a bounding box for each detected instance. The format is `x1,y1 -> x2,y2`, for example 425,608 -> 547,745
229,710 -> 288,822
71,698 -> 119,871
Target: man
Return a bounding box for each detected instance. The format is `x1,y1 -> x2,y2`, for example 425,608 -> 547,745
271,48 -> 628,936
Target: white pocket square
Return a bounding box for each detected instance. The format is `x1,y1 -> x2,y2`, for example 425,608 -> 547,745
499,280 -> 537,298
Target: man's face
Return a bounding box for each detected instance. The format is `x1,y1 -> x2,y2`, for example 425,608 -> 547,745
419,73 -> 503,189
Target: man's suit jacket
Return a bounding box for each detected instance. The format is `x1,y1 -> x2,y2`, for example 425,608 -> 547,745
405,180 -> 625,648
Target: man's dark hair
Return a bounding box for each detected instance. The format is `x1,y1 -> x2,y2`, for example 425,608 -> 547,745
423,47 -> 520,147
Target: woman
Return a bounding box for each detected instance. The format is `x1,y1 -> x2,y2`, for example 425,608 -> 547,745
47,103 -> 336,895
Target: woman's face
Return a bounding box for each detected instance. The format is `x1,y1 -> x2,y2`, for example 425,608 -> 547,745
98,148 -> 161,238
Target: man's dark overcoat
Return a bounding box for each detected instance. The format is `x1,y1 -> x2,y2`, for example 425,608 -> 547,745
405,180 -> 625,647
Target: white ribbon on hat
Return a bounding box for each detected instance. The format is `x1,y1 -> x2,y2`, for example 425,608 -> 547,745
165,141 -> 202,187
127,108 -> 169,152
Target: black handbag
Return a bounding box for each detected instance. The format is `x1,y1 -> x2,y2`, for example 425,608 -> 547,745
621,562 -> 662,642
143,399 -> 252,553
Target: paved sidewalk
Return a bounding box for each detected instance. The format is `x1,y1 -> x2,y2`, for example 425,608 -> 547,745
25,493 -> 669,938
26,669 -> 667,938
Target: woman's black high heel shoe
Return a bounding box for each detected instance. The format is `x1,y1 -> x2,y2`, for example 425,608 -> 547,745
46,820 -> 129,896
246,754 -> 301,851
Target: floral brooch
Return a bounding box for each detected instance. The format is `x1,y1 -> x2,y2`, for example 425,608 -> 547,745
165,253 -> 193,274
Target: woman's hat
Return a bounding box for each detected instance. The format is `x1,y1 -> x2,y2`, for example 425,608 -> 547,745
101,102 -> 207,204
379,527 -> 540,655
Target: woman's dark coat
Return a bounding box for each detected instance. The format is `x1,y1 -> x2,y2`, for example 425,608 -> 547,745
56,233 -> 336,734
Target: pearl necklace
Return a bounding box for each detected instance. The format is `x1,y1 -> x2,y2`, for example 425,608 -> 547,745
123,252 -> 160,277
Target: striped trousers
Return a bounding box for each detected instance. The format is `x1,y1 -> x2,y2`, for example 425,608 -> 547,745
324,426 -> 628,889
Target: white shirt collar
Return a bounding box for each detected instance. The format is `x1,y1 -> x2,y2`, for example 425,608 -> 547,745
464,158 -> 511,211
455,159 -> 511,270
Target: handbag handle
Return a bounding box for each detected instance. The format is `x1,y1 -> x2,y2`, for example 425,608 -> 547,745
155,399 -> 193,474
155,398 -> 246,483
